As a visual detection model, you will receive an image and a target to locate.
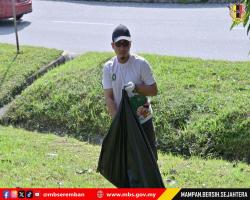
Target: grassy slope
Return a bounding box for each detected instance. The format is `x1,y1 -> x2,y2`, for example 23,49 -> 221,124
0,125 -> 250,188
0,43 -> 62,107
143,54 -> 250,161
1,52 -> 250,161
1,52 -> 113,138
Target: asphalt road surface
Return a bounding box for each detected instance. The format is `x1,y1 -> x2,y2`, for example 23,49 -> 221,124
1,0 -> 250,61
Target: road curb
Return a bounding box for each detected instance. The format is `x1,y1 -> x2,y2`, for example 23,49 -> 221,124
26,51 -> 73,85
0,51 -> 74,120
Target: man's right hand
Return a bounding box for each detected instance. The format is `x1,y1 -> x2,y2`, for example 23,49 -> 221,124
104,89 -> 117,119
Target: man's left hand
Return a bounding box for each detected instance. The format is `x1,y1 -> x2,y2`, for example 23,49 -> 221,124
124,81 -> 135,93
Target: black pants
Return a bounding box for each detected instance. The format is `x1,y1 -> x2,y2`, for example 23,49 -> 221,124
141,119 -> 158,161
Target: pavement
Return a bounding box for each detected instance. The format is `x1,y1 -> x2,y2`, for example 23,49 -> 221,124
0,0 -> 249,61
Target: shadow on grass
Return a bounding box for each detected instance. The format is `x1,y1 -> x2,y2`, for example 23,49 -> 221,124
0,54 -> 18,93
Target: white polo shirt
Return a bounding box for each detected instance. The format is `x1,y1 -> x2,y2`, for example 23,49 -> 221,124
102,54 -> 156,124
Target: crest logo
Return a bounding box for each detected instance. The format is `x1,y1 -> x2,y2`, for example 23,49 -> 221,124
229,3 -> 246,23
112,73 -> 116,81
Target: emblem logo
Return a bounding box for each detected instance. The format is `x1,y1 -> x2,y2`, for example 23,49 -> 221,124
229,3 -> 246,23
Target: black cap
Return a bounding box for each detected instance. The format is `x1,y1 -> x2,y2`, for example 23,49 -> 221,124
112,24 -> 131,43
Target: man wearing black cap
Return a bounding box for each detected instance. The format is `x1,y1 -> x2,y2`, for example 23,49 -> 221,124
102,24 -> 158,160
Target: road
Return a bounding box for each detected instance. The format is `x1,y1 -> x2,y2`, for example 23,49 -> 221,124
0,0 -> 250,61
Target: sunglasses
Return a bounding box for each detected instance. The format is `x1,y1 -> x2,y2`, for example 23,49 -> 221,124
114,40 -> 130,47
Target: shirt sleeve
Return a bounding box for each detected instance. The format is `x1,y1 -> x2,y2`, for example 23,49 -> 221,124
140,59 -> 156,85
102,64 -> 112,89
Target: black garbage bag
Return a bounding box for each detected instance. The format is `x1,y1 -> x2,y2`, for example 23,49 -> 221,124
97,90 -> 165,188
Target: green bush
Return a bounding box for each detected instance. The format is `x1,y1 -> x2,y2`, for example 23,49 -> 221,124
147,55 -> 250,162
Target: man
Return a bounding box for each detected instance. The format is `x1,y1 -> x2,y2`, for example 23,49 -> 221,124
102,24 -> 158,160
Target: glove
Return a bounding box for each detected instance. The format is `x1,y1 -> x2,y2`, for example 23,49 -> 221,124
124,81 -> 136,97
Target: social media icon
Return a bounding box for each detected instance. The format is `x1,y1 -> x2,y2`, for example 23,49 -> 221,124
11,190 -> 18,198
2,190 -> 10,199
26,191 -> 33,198
97,190 -> 104,199
34,192 -> 40,197
18,191 -> 25,198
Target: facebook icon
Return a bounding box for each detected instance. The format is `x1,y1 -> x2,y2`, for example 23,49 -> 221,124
2,190 -> 10,199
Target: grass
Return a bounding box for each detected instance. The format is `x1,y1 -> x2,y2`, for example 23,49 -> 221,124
1,52 -> 250,162
143,54 -> 250,162
0,40 -> 249,189
0,125 -> 250,188
0,125 -> 112,187
1,52 -> 113,139
0,43 -> 63,108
